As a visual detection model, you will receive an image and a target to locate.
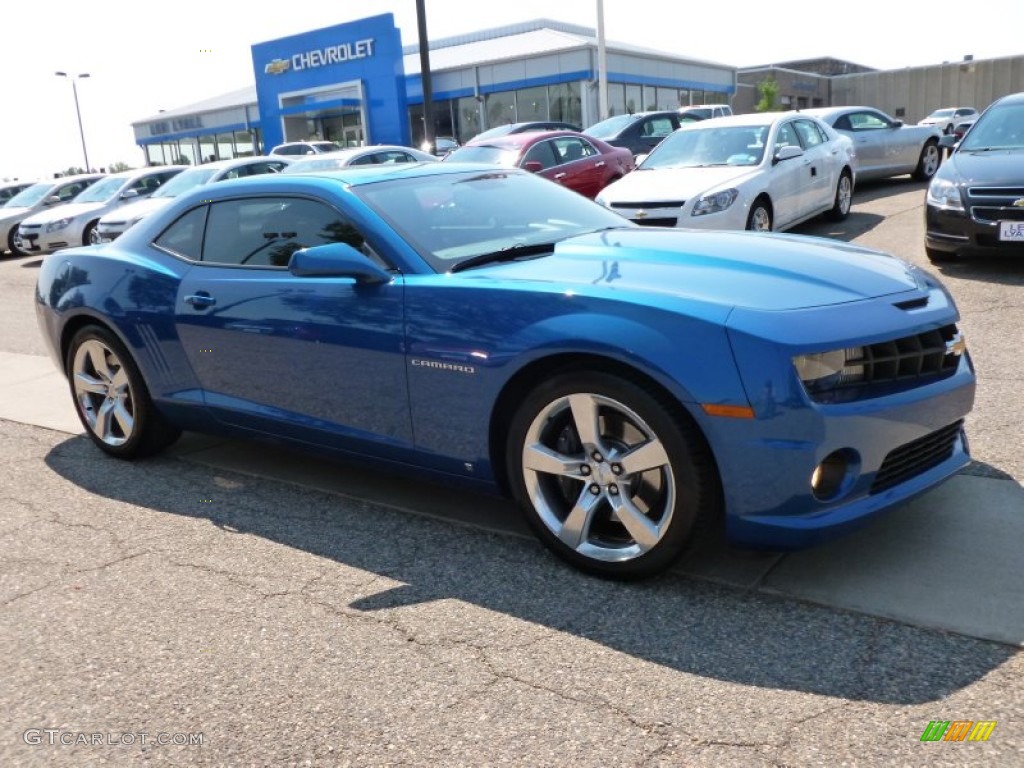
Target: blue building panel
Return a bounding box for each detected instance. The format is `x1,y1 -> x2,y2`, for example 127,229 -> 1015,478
251,13 -> 409,151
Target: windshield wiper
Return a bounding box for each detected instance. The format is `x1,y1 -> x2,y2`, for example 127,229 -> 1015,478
450,241 -> 558,273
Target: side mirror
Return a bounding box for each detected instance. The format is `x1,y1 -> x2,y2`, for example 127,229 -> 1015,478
523,161 -> 543,173
121,189 -> 140,199
938,134 -> 958,150
892,120 -> 904,128
288,242 -> 391,283
634,153 -> 649,166
45,196 -> 62,205
773,145 -> 803,164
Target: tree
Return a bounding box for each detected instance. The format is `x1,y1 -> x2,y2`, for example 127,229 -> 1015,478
108,161 -> 133,172
60,166 -> 86,177
755,77 -> 779,113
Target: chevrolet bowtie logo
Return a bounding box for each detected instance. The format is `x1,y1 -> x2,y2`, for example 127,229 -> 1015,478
1012,198 -> 1024,208
265,58 -> 291,75
634,210 -> 649,219
946,332 -> 968,357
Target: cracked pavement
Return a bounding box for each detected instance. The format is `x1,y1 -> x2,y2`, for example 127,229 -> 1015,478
1,419 -> 1021,767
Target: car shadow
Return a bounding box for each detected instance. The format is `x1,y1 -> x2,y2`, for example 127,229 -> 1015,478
43,433 -> 1015,705
929,253 -> 1024,287
793,211 -> 886,243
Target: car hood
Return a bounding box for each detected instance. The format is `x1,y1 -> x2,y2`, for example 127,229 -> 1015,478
23,201 -> 108,224
100,197 -> 169,223
0,207 -> 32,224
947,149 -> 1024,184
470,228 -> 922,311
599,166 -> 758,203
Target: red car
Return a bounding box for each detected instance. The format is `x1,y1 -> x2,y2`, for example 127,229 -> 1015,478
443,131 -> 634,198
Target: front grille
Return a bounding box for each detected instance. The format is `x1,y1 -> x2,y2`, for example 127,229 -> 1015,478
609,200 -> 685,209
633,217 -> 678,227
20,224 -> 41,231
971,206 -> 1024,223
807,325 -> 962,403
871,420 -> 963,494
967,186 -> 1024,197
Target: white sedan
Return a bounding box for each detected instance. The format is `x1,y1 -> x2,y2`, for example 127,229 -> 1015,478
596,112 -> 856,232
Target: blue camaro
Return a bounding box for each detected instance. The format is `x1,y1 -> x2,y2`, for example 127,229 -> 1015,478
35,163 -> 976,578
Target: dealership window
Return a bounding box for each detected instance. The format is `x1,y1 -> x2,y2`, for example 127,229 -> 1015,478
235,130 -> 257,157
625,84 -> 642,115
655,88 -> 679,110
485,91 -> 517,130
516,86 -> 548,122
548,82 -> 581,126
643,85 -> 657,111
216,132 -> 235,160
607,83 -> 626,116
456,96 -> 482,142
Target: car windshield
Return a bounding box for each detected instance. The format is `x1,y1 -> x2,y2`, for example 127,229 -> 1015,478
958,103 -> 1024,151
3,182 -> 51,208
73,176 -> 125,203
640,125 -> 768,169
582,114 -> 638,139
352,170 -> 630,272
443,146 -> 520,167
927,109 -> 955,119
152,168 -> 217,198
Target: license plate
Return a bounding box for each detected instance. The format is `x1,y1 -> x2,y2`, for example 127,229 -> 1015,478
999,221 -> 1024,241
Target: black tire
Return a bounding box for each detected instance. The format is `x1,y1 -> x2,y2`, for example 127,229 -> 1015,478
746,198 -> 772,231
826,170 -> 853,221
6,225 -> 27,257
912,141 -> 941,181
83,220 -> 100,246
66,325 -> 181,459
925,245 -> 958,264
505,370 -> 719,579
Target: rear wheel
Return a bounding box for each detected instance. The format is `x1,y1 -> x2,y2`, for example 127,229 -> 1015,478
746,198 -> 772,231
827,171 -> 853,221
913,141 -> 941,181
66,325 -> 181,459
506,371 -> 718,579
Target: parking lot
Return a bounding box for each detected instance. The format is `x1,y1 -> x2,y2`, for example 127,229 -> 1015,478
1,178 -> 1021,766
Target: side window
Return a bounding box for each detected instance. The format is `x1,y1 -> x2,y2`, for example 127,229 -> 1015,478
793,119 -> 825,148
56,182 -> 84,201
521,141 -> 560,170
201,197 -> 373,268
849,111 -> 890,131
775,123 -> 799,149
552,137 -> 590,164
154,206 -> 207,261
349,153 -> 376,166
833,115 -> 853,131
642,117 -> 675,137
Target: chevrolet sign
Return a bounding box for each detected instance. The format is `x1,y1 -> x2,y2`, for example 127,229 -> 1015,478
266,38 -> 376,76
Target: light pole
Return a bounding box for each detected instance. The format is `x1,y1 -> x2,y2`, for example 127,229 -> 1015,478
55,72 -> 90,171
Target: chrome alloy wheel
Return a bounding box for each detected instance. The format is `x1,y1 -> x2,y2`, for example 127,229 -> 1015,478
72,339 -> 135,447
837,174 -> 853,215
521,392 -> 676,563
748,205 -> 771,231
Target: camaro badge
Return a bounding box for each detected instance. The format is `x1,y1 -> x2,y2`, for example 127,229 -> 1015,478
410,359 -> 476,374
265,59 -> 291,75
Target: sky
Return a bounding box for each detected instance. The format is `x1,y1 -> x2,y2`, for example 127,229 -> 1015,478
2,0 -> 1021,181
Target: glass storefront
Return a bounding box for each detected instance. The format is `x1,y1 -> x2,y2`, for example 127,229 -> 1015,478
142,128 -> 263,166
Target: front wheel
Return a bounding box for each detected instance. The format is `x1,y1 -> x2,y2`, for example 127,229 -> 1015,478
746,198 -> 772,231
827,171 -> 853,221
66,325 -> 181,459
506,371 -> 718,579
6,225 -> 28,257
84,220 -> 100,246
913,141 -> 941,181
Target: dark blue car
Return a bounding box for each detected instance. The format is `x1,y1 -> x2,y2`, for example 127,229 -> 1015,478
35,163 -> 976,578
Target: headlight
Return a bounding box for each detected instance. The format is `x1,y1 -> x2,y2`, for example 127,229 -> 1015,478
126,216 -> 144,228
926,177 -> 964,211
793,348 -> 865,394
45,217 -> 73,233
691,189 -> 738,217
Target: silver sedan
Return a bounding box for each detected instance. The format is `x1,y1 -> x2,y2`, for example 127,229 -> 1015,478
804,107 -> 943,182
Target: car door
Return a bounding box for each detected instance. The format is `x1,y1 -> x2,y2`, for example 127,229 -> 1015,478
634,114 -> 678,155
767,121 -> 805,229
833,110 -> 891,176
792,118 -> 836,216
544,136 -> 606,198
167,195 -> 414,456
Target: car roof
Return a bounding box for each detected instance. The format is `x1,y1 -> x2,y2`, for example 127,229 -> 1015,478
210,161 -> 514,192
196,156 -> 292,169
462,130 -> 584,150
683,111 -> 805,128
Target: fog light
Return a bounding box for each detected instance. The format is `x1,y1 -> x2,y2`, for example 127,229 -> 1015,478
811,450 -> 859,501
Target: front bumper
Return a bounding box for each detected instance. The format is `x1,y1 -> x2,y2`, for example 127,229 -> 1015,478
13,224 -> 75,255
926,202 -> 1024,258
602,199 -> 749,230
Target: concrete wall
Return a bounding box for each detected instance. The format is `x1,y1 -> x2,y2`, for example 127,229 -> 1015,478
830,56 -> 1024,122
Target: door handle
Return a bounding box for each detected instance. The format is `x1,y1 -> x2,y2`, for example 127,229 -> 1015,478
554,172 -> 567,179
184,293 -> 216,309
594,161 -> 606,167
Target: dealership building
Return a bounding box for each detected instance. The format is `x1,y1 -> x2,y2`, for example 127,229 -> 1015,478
131,14 -> 736,164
